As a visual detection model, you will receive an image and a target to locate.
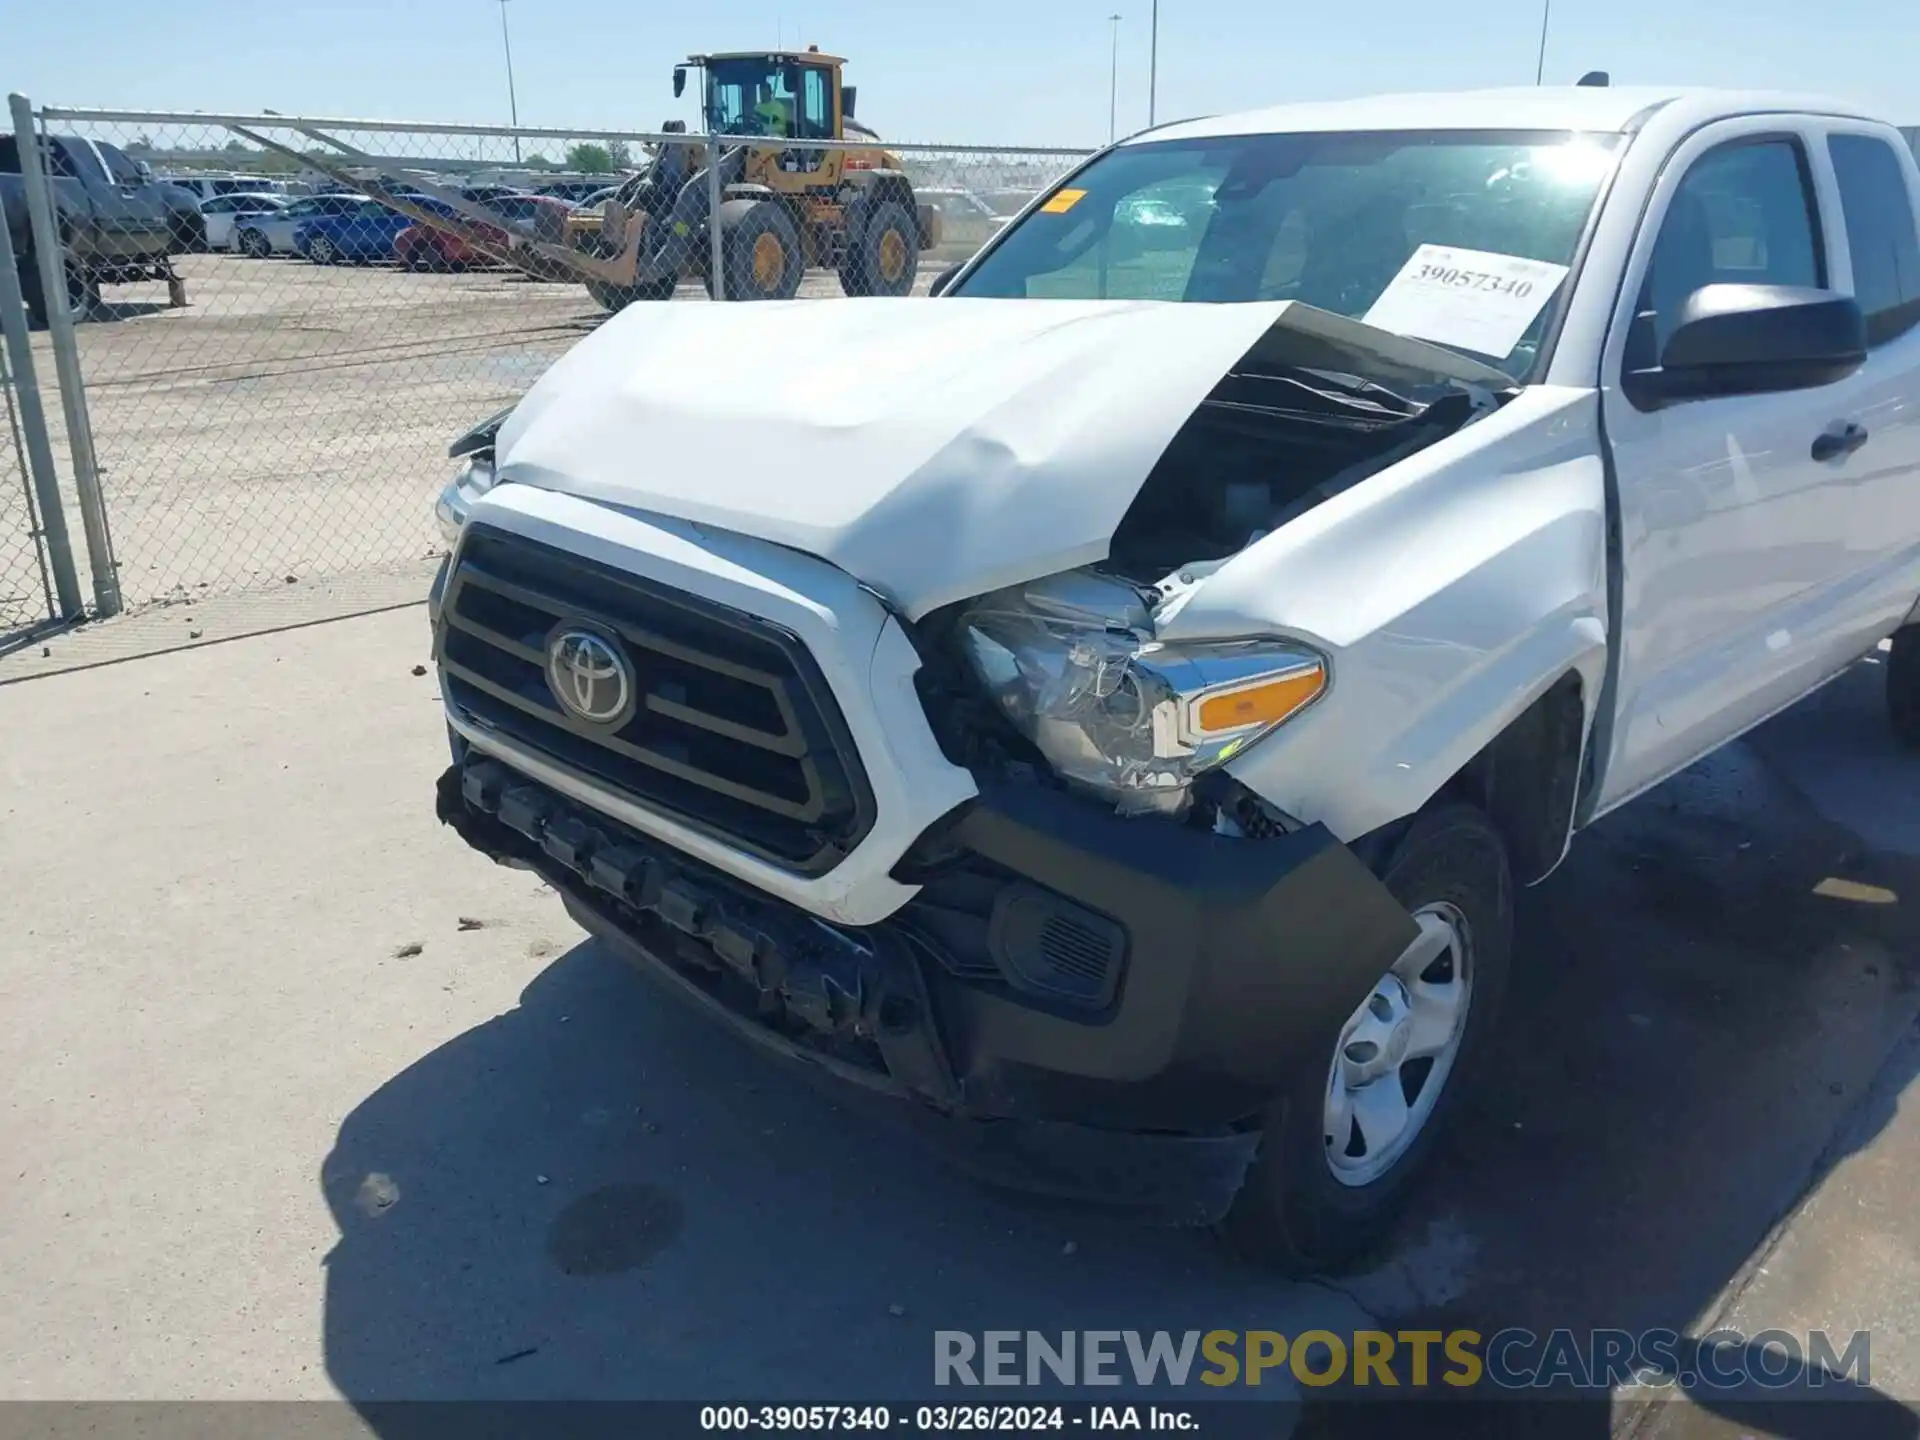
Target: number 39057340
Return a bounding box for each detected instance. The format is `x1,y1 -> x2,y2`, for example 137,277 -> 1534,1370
1417,264 -> 1533,299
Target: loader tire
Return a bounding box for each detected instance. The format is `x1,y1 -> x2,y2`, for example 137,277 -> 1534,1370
585,276 -> 677,312
839,200 -> 919,297
710,199 -> 803,302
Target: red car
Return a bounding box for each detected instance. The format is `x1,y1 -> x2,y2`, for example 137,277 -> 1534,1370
394,194 -> 571,270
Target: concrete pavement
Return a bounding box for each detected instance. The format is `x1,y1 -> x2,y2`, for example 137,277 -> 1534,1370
1,606 -> 1916,1435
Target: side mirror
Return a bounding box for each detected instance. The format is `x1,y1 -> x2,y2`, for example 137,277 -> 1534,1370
673,66 -> 688,99
1625,284 -> 1866,408
842,85 -> 858,120
929,263 -> 963,297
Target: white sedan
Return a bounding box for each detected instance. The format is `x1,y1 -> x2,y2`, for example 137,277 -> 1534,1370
232,193 -> 369,257
200,194 -> 289,251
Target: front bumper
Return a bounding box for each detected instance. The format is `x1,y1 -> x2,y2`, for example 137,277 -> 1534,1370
438,749 -> 1415,1225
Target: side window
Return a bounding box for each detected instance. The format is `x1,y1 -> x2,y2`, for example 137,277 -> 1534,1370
45,140 -> 84,179
1631,138 -> 1824,364
1827,133 -> 1920,346
0,137 -> 20,173
96,142 -> 144,185
800,67 -> 832,140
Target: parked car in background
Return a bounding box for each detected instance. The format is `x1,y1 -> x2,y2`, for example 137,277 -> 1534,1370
917,187 -> 1009,254
457,184 -> 529,205
202,193 -> 288,250
1,130 -> 175,325
158,182 -> 208,253
294,197 -> 422,264
162,174 -> 297,203
394,193 -> 571,270
572,186 -> 619,212
534,180 -> 609,204
234,193 -> 369,256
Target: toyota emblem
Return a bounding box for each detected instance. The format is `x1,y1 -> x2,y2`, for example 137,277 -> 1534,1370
545,627 -> 635,726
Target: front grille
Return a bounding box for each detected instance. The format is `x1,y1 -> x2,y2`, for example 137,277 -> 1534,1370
437,525 -> 874,873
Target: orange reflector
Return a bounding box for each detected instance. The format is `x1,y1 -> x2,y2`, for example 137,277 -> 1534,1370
1194,668 -> 1324,734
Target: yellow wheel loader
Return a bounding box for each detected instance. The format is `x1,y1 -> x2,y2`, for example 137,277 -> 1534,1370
552,48 -> 942,309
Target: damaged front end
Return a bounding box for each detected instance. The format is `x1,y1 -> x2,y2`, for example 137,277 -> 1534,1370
437,732 -> 1417,1223
914,307 -> 1509,823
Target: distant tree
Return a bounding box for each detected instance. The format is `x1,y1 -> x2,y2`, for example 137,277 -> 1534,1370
223,138 -> 248,154
606,140 -> 632,169
127,133 -> 155,155
524,151 -> 553,168
566,142 -> 614,174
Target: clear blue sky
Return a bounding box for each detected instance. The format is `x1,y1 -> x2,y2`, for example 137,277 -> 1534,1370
9,0 -> 1915,149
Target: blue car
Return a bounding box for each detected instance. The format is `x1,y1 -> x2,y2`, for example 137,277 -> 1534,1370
293,196 -> 430,264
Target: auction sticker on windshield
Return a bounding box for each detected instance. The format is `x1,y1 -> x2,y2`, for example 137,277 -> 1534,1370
1362,244 -> 1570,360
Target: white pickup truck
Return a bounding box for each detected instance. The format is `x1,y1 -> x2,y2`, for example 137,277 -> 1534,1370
430,85 -> 1920,1273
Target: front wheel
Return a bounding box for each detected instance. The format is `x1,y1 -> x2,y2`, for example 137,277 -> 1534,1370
839,199 -> 919,297
307,235 -> 337,265
239,229 -> 271,259
1890,626 -> 1920,750
711,199 -> 804,302
1219,804 -> 1513,1275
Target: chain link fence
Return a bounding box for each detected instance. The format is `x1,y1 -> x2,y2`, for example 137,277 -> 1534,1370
0,333 -> 54,636
6,100 -> 1089,646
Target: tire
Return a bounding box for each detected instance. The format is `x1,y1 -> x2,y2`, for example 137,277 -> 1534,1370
18,256 -> 50,330
18,254 -> 97,329
839,199 -> 920,297
1891,626 -> 1920,750
585,275 -> 678,312
239,229 -> 271,259
710,199 -> 804,302
1219,803 -> 1514,1275
307,235 -> 337,265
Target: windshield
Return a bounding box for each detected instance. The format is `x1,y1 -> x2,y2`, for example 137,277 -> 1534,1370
955,129 -> 1623,377
703,57 -> 833,140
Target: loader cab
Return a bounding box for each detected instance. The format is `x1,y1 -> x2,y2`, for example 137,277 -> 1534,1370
678,49 -> 846,190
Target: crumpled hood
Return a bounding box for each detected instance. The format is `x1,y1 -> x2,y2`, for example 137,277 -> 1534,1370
496,297 -> 1293,617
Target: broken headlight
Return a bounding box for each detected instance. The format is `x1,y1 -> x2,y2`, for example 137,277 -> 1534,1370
435,407 -> 514,544
434,457 -> 499,545
957,571 -> 1327,816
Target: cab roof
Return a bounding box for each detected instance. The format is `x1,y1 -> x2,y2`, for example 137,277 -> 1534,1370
1137,85 -> 1887,144
686,50 -> 845,66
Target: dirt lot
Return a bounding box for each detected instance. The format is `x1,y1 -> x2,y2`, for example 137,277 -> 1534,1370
2,251 -> 936,629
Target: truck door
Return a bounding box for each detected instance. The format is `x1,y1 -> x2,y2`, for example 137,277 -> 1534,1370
1805,123 -> 1920,638
83,139 -> 170,258
1594,117 -> 1898,814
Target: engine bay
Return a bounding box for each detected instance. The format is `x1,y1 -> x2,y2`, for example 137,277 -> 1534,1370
1108,321 -> 1502,580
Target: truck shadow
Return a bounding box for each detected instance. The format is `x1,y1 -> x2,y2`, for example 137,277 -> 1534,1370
316,941 -> 1360,1413
319,663 -> 1919,1430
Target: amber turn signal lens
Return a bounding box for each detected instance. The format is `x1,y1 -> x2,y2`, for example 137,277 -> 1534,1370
1193,666 -> 1325,734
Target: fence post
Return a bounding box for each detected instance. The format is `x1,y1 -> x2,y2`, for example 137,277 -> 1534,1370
7,92 -> 121,617
0,204 -> 82,618
706,133 -> 726,301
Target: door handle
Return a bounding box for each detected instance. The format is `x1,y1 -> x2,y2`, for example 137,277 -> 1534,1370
1811,422 -> 1869,462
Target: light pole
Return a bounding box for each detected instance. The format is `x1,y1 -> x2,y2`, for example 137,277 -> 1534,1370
498,0 -> 522,162
1533,0 -> 1551,84
1108,14 -> 1122,145
1148,0 -> 1159,126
